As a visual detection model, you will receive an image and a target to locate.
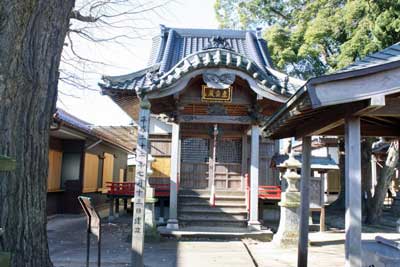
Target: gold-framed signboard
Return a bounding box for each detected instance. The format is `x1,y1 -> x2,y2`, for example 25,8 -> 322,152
201,85 -> 232,103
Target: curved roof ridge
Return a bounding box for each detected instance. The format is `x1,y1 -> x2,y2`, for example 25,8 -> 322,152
144,48 -> 287,98
102,64 -> 159,84
245,31 -> 266,69
165,26 -> 251,37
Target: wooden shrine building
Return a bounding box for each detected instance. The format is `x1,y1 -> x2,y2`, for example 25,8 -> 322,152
100,26 -> 304,230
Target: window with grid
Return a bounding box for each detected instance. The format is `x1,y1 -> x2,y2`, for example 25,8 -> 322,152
216,139 -> 242,163
181,138 -> 209,163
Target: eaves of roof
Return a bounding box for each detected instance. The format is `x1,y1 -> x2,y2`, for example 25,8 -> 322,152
53,109 -> 135,153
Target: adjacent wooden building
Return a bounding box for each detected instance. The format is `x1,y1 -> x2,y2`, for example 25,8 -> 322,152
47,108 -> 136,215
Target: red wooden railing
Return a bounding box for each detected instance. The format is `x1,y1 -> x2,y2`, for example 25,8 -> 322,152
106,182 -> 170,197
107,182 -> 134,196
259,185 -> 282,200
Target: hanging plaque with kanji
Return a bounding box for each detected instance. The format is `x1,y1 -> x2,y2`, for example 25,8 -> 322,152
201,85 -> 232,102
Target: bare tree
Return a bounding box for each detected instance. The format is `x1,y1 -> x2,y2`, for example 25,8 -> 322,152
61,0 -> 170,93
0,1 -> 169,266
366,141 -> 399,224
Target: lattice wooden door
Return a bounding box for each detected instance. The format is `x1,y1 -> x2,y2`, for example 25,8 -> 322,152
180,137 -> 209,189
214,138 -> 242,190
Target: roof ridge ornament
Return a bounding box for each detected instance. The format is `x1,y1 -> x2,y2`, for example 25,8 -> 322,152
204,36 -> 233,51
202,71 -> 235,89
146,71 -> 164,84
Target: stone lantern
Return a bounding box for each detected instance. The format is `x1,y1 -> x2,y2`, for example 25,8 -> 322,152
273,151 -> 301,247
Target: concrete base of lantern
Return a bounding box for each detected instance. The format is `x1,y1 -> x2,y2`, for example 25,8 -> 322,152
273,192 -> 300,248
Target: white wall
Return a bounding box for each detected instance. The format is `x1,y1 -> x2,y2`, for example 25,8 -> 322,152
149,116 -> 172,135
312,147 -> 328,157
328,147 -> 339,163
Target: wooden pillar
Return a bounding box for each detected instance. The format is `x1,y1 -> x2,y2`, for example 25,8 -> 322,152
131,99 -> 151,267
124,199 -> 128,211
167,122 -> 180,230
159,198 -> 165,223
115,198 -> 119,218
320,207 -> 326,232
248,125 -> 261,230
210,124 -> 218,205
297,136 -> 311,267
241,134 -> 248,191
108,198 -> 114,222
345,116 -> 362,267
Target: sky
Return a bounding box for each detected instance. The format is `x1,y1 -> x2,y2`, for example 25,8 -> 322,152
58,0 -> 219,126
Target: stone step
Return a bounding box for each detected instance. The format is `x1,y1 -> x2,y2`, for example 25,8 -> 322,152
178,200 -> 246,209
179,213 -> 247,221
158,226 -> 273,241
179,189 -> 245,197
179,206 -> 248,214
179,218 -> 247,228
178,194 -> 246,200
179,201 -> 247,208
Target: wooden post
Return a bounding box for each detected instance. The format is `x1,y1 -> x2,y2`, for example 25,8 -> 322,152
248,125 -> 261,230
210,124 -> 218,206
108,198 -> 114,223
297,136 -> 311,267
159,198 -> 165,222
320,207 -> 325,232
131,98 -> 151,267
115,198 -> 119,218
124,199 -> 128,211
167,122 -> 180,230
345,116 -> 362,267
241,134 -> 248,191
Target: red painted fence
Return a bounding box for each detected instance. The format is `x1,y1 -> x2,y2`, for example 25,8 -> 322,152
106,180 -> 281,200
259,185 -> 282,200
245,173 -> 282,214
106,182 -> 170,197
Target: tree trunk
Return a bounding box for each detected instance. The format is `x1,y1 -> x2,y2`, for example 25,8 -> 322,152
365,141 -> 399,225
361,138 -> 374,212
0,1 -> 75,266
327,138 -> 345,211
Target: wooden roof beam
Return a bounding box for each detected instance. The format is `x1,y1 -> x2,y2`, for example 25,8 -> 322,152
294,101 -> 369,138
365,97 -> 400,117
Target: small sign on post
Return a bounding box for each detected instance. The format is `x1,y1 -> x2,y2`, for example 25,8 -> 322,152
78,196 -> 101,267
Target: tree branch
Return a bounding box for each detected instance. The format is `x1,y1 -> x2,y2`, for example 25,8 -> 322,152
70,10 -> 98,22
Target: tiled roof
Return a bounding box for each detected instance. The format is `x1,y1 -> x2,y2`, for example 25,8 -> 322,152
154,27 -> 273,73
53,109 -> 136,152
336,42 -> 400,74
54,108 -> 93,133
100,25 -> 302,94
